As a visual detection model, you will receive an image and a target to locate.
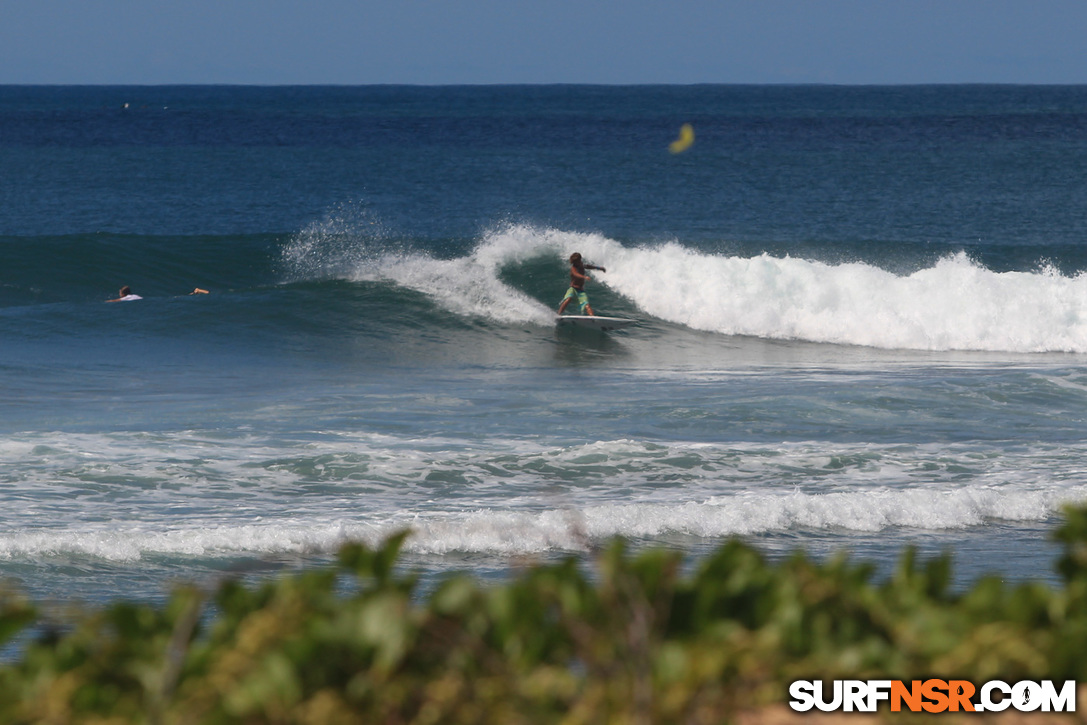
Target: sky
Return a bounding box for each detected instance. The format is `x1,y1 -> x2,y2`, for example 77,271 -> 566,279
4,0 -> 1087,85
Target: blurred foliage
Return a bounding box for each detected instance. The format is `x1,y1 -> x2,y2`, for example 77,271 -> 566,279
1,510 -> 1087,723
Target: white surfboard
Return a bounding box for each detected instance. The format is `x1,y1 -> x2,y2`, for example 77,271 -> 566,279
556,315 -> 637,331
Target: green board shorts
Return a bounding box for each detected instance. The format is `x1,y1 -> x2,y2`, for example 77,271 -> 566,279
562,286 -> 589,313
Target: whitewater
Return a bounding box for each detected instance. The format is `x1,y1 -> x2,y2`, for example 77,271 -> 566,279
285,221 -> 1087,353
0,430 -> 1079,564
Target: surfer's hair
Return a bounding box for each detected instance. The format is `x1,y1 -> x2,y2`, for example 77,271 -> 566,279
569,252 -> 582,264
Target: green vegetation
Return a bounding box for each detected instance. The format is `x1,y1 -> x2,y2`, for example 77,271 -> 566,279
2,508 -> 1087,724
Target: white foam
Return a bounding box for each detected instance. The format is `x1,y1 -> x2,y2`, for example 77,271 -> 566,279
362,251 -> 553,324
0,484 -> 1076,562
283,218 -> 565,324
406,485 -> 1076,553
603,245 -> 1087,352
285,219 -> 1087,352
4,429 -> 1086,562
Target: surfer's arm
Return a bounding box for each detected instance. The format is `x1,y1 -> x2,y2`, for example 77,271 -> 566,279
585,263 -> 606,273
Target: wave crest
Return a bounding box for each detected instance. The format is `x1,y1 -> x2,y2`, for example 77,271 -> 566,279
285,214 -> 1087,352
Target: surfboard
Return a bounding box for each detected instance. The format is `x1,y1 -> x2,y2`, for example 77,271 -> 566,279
556,315 -> 637,331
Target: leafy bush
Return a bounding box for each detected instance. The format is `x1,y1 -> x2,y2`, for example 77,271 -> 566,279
1,508 -> 1087,723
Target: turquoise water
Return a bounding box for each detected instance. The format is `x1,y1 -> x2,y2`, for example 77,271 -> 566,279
3,85 -> 1087,604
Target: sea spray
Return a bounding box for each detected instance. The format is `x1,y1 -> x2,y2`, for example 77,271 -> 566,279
282,219 -> 559,324
280,200 -> 399,281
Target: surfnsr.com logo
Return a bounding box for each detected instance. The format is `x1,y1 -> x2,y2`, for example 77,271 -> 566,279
789,680 -> 1076,713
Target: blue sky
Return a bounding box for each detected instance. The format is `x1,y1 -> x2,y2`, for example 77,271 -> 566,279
4,1 -> 1087,85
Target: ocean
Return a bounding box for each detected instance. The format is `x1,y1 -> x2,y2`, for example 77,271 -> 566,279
2,84 -> 1087,606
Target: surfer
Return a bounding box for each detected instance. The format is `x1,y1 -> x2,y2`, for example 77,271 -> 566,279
107,286 -> 142,302
557,252 -> 606,316
107,286 -> 208,302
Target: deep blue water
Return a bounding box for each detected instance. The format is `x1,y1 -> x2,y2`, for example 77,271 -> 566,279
3,85 -> 1087,606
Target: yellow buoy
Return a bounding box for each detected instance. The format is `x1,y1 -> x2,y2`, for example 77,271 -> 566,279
669,123 -> 694,154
